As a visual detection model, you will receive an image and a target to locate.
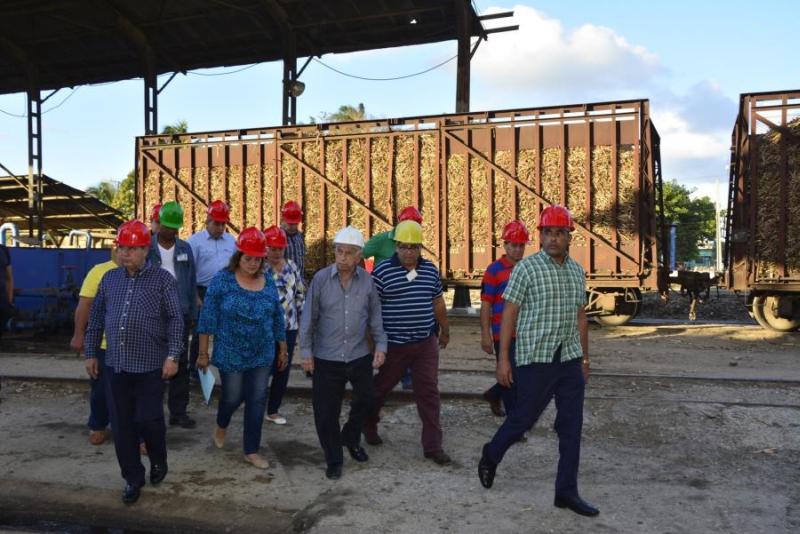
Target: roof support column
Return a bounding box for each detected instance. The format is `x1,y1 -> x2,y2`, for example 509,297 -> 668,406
27,88 -> 44,240
455,0 -> 471,113
282,31 -> 297,125
144,67 -> 158,135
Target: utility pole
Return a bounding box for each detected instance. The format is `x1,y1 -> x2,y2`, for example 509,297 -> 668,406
715,177 -> 722,274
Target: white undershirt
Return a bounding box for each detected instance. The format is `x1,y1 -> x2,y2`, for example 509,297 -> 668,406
159,243 -> 176,278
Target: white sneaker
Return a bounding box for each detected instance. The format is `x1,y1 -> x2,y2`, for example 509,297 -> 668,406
265,413 -> 287,425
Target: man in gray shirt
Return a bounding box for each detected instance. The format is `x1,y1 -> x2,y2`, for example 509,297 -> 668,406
299,226 -> 387,480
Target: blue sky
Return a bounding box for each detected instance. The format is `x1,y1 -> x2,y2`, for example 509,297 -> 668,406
1,0 -> 797,207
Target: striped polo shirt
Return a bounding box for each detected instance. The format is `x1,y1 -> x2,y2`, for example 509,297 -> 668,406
372,254 -> 443,345
480,256 -> 517,342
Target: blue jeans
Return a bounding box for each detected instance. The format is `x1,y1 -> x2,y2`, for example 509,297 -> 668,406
485,339 -> 518,416
217,365 -> 271,455
267,330 -> 297,415
87,348 -> 109,431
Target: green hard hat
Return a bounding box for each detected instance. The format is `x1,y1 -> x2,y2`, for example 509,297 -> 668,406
158,201 -> 184,229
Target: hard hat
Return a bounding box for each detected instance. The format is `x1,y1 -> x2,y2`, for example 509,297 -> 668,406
393,220 -> 423,245
115,220 -> 150,247
398,206 -> 423,224
150,203 -> 162,223
281,200 -> 303,224
333,226 -> 365,248
158,201 -> 184,230
501,220 -> 530,244
207,200 -> 230,223
236,227 -> 267,257
537,205 -> 575,231
264,225 -> 288,248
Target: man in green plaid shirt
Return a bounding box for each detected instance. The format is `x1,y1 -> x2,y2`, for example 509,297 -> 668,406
478,205 -> 599,518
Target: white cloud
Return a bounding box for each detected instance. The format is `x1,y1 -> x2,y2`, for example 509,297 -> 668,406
473,5 -> 662,92
651,109 -> 729,160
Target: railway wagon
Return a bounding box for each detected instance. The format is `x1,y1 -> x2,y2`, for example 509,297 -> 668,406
725,90 -> 800,331
136,99 -> 667,325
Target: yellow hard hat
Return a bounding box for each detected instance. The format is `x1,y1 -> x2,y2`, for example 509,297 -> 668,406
393,220 -> 423,245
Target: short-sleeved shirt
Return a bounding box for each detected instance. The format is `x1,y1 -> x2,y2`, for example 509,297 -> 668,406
480,256 -> 516,342
372,254 -> 443,345
362,230 -> 396,266
502,250 -> 586,365
79,260 -> 117,349
187,230 -> 237,287
267,259 -> 306,331
197,270 -> 286,373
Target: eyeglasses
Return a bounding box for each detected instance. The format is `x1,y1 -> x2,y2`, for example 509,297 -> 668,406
396,244 -> 421,251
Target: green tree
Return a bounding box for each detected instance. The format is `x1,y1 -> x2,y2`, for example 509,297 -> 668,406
85,180 -> 118,205
111,170 -> 135,219
661,180 -> 717,262
310,103 -> 367,123
160,119 -> 188,136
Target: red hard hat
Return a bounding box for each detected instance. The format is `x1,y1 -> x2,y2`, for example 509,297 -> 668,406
236,227 -> 267,257
537,205 -> 575,231
150,203 -> 162,223
281,200 -> 303,224
207,200 -> 230,223
501,220 -> 530,243
398,206 -> 423,224
264,225 -> 288,248
115,220 -> 150,247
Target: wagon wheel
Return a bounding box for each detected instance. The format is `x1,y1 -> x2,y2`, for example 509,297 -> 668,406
594,288 -> 642,327
752,296 -> 800,332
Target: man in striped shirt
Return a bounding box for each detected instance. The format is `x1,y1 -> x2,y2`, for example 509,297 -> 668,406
281,200 -> 306,280
478,206 -> 598,517
480,220 -> 530,417
363,220 -> 452,465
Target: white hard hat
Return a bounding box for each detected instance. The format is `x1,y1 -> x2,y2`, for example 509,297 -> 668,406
333,226 -> 364,248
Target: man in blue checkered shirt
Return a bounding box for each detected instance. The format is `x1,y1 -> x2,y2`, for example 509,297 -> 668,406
85,221 -> 183,505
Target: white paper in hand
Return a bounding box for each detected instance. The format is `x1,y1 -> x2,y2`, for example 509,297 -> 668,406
197,368 -> 216,405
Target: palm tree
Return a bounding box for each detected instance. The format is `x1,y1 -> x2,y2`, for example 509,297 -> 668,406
310,103 -> 368,124
86,180 -> 118,205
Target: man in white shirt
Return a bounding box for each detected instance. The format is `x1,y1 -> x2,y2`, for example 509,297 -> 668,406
147,201 -> 198,428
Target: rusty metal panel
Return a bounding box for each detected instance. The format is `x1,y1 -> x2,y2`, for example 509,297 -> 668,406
725,90 -> 800,290
136,100 -> 663,287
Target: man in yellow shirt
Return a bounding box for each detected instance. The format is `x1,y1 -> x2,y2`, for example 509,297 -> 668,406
70,251 -> 118,445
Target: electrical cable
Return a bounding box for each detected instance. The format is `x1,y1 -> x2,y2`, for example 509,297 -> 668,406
312,54 -> 457,81
188,63 -> 259,76
0,87 -> 81,118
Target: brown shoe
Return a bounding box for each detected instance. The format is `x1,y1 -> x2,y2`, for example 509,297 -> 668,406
213,427 -> 226,449
363,429 -> 383,446
244,453 -> 269,469
424,450 -> 452,465
482,390 -> 505,417
89,430 -> 107,446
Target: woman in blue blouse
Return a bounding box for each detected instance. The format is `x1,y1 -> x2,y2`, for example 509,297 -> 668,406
197,227 -> 288,469
263,225 -> 306,425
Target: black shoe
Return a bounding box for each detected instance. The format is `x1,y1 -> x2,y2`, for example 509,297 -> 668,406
478,443 -> 497,489
424,450 -> 452,465
325,464 -> 342,480
347,445 -> 369,462
122,483 -> 141,504
169,414 -> 196,429
363,430 -> 383,446
150,464 -> 168,485
482,390 -> 505,417
554,495 -> 600,517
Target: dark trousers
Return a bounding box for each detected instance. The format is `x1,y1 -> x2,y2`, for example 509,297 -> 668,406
188,286 -> 208,370
105,368 -> 167,487
365,335 -> 443,453
485,349 -> 585,498
217,365 -> 271,454
167,315 -> 192,417
485,339 -> 518,416
87,348 -> 109,430
267,329 -> 297,415
312,354 -> 375,467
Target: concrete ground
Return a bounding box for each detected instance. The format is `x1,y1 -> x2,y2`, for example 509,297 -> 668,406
1,319 -> 799,533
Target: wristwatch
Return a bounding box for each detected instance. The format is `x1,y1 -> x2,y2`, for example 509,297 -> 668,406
166,355 -> 179,362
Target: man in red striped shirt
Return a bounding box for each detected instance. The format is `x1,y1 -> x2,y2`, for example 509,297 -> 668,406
480,220 -> 530,417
